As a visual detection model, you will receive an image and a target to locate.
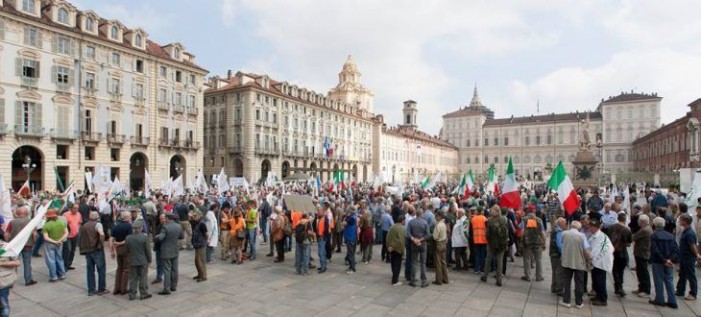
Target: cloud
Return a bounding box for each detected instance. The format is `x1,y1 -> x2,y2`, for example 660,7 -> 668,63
501,50 -> 701,124
71,1 -> 173,34
221,0 -> 237,26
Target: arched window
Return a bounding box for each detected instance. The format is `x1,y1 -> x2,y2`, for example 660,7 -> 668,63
85,17 -> 94,31
174,48 -> 181,59
57,8 -> 69,24
111,26 -> 118,39
134,34 -> 142,47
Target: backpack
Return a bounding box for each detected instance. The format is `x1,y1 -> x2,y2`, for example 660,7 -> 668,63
295,222 -> 309,243
487,217 -> 509,249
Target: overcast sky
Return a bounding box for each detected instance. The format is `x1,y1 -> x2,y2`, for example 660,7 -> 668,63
74,0 -> 698,135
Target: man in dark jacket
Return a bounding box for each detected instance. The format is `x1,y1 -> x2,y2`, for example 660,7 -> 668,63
79,212 -> 108,296
125,220 -> 151,300
191,210 -> 208,282
676,214 -> 700,301
650,217 -> 679,309
155,213 -> 184,295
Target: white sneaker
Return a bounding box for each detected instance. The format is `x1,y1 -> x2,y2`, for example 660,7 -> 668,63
559,302 -> 571,308
575,304 -> 584,309
637,292 -> 649,298
393,282 -> 403,286
346,270 -> 355,275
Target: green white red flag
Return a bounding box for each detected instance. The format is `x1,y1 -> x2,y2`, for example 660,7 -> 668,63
499,157 -> 520,209
547,161 -> 581,216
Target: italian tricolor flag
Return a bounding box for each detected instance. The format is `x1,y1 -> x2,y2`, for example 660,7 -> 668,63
487,165 -> 500,196
547,161 -> 580,216
333,170 -> 345,192
464,170 -> 475,198
421,176 -> 430,189
499,157 -> 520,209
452,174 -> 467,196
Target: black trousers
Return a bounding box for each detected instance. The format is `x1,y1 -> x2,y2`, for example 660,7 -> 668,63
390,251 -> 402,284
275,240 -> 285,260
612,253 -> 628,292
635,256 -> 650,293
453,247 -> 467,270
562,267 -> 585,306
381,231 -> 389,261
591,267 -> 608,302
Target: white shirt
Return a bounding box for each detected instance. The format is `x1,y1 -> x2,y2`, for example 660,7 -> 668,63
205,210 -> 219,247
588,230 -> 614,273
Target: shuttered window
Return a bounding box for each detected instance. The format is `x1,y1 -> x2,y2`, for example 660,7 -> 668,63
56,105 -> 69,137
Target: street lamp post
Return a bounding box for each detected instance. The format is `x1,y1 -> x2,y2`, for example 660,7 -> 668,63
22,155 -> 36,187
392,166 -> 396,184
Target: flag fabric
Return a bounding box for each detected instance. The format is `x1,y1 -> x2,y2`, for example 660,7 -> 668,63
63,180 -> 75,199
323,137 -> 330,157
0,175 -> 12,221
316,175 -> 322,191
464,170 -> 475,198
110,177 -> 123,196
452,173 -> 466,195
53,166 -> 65,192
1,202 -> 49,257
487,165 -> 499,196
500,157 -> 521,209
421,176 -> 430,189
172,175 -> 184,196
84,171 -> 93,193
547,161 -> 580,216
622,186 -> 631,213
17,180 -> 30,197
144,169 -> 152,198
217,168 -> 230,192
333,170 -> 345,192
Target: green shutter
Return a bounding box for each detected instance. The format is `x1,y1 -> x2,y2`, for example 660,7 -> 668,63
94,73 -> 100,90
15,101 -> 22,129
51,66 -> 57,83
51,35 -> 57,52
37,31 -> 42,48
34,60 -> 40,78
15,58 -> 22,77
0,99 -> 5,125
71,39 -> 77,57
32,103 -> 42,130
68,68 -> 74,87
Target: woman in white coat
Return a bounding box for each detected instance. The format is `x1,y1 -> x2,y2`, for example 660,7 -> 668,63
205,203 -> 219,264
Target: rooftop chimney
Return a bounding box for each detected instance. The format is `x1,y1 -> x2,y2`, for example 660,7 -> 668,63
227,70 -> 232,79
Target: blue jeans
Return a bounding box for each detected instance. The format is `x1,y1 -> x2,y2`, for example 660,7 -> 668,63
155,249 -> 164,281
474,244 -> 487,273
44,242 -> 65,280
259,218 -> 269,243
206,246 -> 214,263
31,229 -> 43,256
20,249 -> 33,284
295,243 -> 310,273
0,287 -> 9,317
247,228 -> 257,259
652,263 -> 677,306
85,250 -> 106,294
317,237 -> 327,270
676,259 -> 698,297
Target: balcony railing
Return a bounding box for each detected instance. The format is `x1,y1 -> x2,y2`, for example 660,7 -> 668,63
57,83 -> 70,92
50,128 -> 76,140
81,131 -> 102,142
158,138 -> 170,147
134,97 -> 146,107
84,87 -> 97,97
14,125 -> 44,138
157,102 -> 168,111
173,105 -> 185,114
219,120 -> 226,128
106,133 -> 125,144
130,136 -> 150,147
255,145 -> 278,155
186,106 -> 197,115
109,92 -> 122,102
233,117 -> 242,125
21,77 -> 38,88
228,146 -> 242,154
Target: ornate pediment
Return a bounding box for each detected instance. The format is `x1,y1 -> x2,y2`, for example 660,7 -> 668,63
52,94 -> 74,104
17,89 -> 41,100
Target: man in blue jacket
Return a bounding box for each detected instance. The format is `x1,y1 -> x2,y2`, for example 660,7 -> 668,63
344,207 -> 358,275
649,217 -> 679,309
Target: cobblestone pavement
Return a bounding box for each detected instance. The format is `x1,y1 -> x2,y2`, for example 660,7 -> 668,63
8,242 -> 701,316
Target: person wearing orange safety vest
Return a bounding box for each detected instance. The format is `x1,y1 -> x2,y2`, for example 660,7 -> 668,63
471,207 -> 488,274
313,202 -> 334,273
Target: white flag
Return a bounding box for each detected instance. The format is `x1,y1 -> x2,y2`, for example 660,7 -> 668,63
110,177 -> 123,195
172,175 -> 184,197
217,168 -> 230,192
144,169 -> 152,198
1,203 -> 48,257
0,175 -> 11,221
84,171 -> 93,192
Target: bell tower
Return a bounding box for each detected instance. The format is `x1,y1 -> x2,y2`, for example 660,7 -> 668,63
402,100 -> 418,130
328,55 -> 375,113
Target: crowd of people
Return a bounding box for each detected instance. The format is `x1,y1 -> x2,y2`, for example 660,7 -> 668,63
0,179 -> 700,316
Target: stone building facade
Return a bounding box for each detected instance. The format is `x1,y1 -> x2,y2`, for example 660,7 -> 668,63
442,89 -> 661,182
0,0 -> 207,192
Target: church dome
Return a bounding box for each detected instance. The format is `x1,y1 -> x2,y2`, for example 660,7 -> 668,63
342,55 -> 359,73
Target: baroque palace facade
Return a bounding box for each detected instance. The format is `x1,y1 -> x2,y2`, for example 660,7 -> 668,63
0,0 -> 207,192
441,88 -> 661,182
203,56 -> 458,183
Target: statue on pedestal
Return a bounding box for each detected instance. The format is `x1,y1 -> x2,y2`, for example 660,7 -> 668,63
579,112 -> 591,150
